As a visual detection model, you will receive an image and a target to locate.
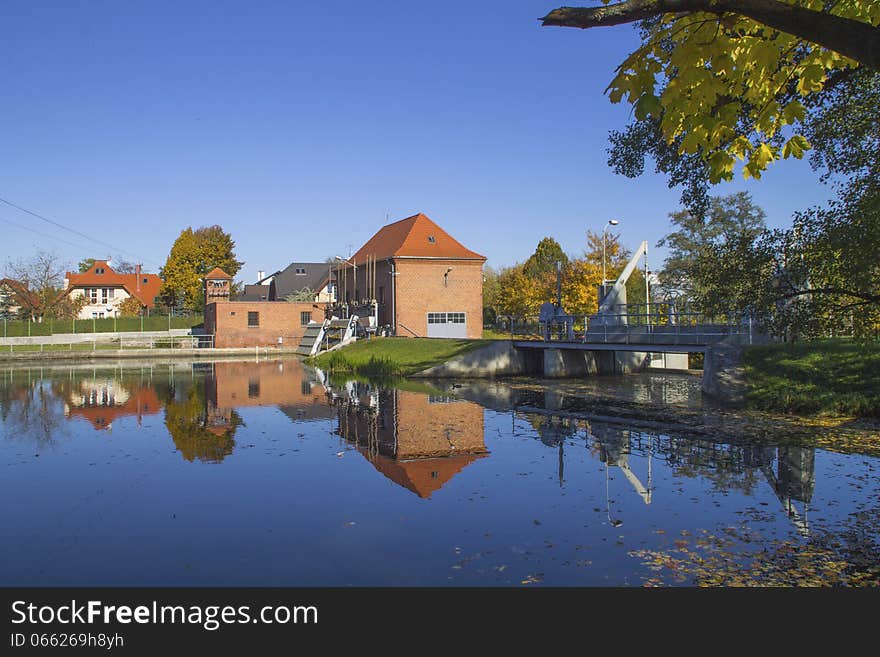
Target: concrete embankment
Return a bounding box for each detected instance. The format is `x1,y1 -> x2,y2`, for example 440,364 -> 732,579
412,340 -> 650,379
701,340 -> 747,407
415,338 -> 748,409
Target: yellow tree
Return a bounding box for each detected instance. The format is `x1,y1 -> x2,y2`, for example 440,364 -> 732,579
160,226 -> 243,312
542,1 -> 880,182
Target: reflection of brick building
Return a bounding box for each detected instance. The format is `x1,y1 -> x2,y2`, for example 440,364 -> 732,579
203,268 -> 329,348
335,388 -> 487,497
205,360 -> 332,422
64,380 -> 161,430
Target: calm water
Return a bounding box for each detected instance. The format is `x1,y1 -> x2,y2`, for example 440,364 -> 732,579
1,359 -> 877,586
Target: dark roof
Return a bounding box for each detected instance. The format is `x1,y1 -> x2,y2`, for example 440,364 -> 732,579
267,262 -> 335,300
237,284 -> 271,302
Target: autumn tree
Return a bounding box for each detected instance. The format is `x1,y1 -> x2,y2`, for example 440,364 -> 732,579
4,251 -> 78,320
160,226 -> 243,312
543,1 -> 879,186
117,295 -> 146,317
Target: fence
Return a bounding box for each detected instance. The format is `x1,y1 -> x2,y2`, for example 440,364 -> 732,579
1,315 -> 203,338
2,334 -> 214,354
494,304 -> 756,346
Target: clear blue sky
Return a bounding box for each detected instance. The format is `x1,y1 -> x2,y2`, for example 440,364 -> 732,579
0,0 -> 834,282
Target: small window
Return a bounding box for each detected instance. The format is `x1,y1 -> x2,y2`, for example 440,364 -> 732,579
248,379 -> 260,398
142,277 -> 148,284
300,311 -> 312,326
427,235 -> 436,243
95,268 -> 105,274
295,268 -> 306,275
247,311 -> 259,327
301,381 -> 312,395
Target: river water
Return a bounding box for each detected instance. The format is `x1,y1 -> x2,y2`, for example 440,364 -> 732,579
1,358 -> 877,586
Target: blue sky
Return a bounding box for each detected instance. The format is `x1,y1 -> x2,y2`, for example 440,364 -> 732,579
0,0 -> 835,282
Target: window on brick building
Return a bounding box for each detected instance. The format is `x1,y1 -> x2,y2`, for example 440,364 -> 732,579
248,379 -> 260,398
247,311 -> 259,327
300,311 -> 311,326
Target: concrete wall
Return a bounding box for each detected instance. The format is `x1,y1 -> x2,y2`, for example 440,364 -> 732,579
206,301 -> 329,348
0,329 -> 193,347
702,340 -> 747,406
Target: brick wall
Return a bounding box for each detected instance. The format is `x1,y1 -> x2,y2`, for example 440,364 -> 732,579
395,259 -> 484,338
338,258 -> 484,338
205,301 -> 328,348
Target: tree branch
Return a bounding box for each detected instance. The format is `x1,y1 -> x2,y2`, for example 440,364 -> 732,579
541,0 -> 880,69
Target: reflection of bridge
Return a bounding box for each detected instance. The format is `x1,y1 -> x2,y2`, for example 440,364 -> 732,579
513,402 -> 814,535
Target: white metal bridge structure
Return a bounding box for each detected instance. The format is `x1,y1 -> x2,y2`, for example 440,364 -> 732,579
510,240 -> 755,355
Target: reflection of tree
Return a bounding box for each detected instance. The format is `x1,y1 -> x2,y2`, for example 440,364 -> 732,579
164,385 -> 241,463
0,377 -> 66,446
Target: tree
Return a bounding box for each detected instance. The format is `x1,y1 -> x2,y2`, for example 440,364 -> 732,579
523,237 -> 569,278
159,226 -> 243,312
4,251 -> 73,320
112,258 -> 137,274
657,192 -> 767,301
284,287 -> 315,303
687,189 -> 879,338
542,2 -> 880,182
117,295 -> 146,317
77,258 -> 96,273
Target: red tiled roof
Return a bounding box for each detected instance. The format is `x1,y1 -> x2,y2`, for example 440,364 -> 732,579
64,260 -> 163,307
205,267 -> 232,279
351,213 -> 485,264
0,278 -> 35,307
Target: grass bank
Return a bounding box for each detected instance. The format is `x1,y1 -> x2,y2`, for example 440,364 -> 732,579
744,339 -> 880,417
310,337 -> 494,377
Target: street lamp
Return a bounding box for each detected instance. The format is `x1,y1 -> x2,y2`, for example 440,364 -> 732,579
602,219 -> 620,285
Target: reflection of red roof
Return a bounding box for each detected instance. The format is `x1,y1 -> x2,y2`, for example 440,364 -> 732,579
361,450 -> 487,498
204,267 -> 232,279
67,385 -> 161,430
351,213 -> 485,263
65,261 -> 163,308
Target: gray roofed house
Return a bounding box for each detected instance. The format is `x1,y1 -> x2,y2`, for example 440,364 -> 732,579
238,284 -> 271,302
257,262 -> 336,302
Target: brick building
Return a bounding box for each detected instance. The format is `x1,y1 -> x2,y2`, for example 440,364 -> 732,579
203,267 -> 328,348
337,213 -> 486,339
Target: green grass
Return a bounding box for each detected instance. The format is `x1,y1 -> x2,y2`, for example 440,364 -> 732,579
311,337 -> 494,377
743,339 -> 880,417
0,315 -> 203,338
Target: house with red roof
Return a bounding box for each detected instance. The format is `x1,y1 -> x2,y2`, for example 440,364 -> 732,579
338,212 -> 486,338
63,260 -> 163,319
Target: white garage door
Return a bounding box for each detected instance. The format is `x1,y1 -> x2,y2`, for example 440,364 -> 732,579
426,312 -> 467,338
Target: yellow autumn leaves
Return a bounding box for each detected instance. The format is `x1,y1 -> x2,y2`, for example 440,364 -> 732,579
606,2 -> 878,182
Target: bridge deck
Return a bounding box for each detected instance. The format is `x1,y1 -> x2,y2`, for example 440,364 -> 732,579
513,340 -> 708,353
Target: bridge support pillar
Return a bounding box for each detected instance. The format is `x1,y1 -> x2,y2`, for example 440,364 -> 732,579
543,348 -> 598,378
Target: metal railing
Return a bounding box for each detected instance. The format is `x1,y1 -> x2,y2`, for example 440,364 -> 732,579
3,334 -> 215,354
496,306 -> 755,346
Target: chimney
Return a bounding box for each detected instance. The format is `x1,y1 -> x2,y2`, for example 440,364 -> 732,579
136,264 -> 141,292
257,270 -> 265,282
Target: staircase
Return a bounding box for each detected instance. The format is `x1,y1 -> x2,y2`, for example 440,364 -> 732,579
295,315 -> 359,357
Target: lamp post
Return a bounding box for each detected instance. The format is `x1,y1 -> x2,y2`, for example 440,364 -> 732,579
602,219 -> 620,285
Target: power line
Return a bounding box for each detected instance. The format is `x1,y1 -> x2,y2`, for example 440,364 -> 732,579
0,195 -> 162,268
0,214 -> 99,257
